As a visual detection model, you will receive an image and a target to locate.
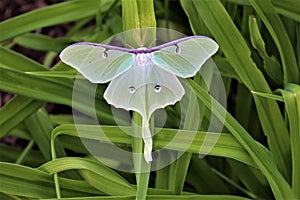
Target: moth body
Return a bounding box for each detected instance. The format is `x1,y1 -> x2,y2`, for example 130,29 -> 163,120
136,47 -> 153,67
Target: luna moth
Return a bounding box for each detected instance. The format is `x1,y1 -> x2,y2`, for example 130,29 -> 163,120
59,35 -> 219,163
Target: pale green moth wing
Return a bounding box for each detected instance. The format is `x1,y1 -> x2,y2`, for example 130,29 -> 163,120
104,63 -> 185,163
59,42 -> 134,83
152,37 -> 219,78
103,63 -> 184,121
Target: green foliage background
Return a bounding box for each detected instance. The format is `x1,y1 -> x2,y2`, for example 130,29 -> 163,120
0,0 -> 299,199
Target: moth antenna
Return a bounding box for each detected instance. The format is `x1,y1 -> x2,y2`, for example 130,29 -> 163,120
141,31 -> 148,46
133,30 -> 142,46
148,39 -> 157,48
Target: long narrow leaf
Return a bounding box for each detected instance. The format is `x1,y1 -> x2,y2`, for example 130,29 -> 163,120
42,194 -> 251,200
14,33 -> 71,52
39,157 -> 136,196
249,0 -> 298,84
0,162 -> 103,198
280,84 -> 300,198
0,0 -> 113,42
0,67 -> 114,123
0,96 -> 44,136
51,124 -> 255,167
188,79 -> 294,199
181,0 -> 291,182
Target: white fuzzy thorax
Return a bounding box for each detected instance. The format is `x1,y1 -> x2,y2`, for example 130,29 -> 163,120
136,48 -> 153,67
